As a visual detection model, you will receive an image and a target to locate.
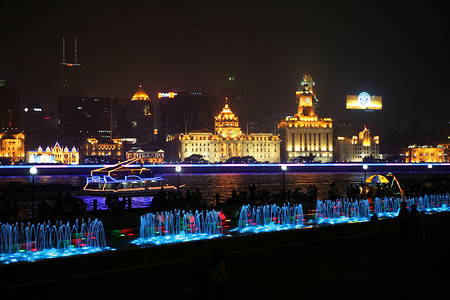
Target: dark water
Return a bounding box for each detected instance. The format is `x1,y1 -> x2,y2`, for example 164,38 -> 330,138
2,171 -> 447,219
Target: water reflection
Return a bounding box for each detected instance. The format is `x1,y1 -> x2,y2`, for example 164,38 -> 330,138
168,172 -> 367,200
0,171 -> 439,218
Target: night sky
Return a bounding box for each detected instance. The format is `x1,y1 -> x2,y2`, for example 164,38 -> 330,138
1,1 -> 449,122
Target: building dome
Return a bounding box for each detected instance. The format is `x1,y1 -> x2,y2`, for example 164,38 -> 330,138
215,102 -> 242,138
131,85 -> 150,101
215,103 -> 238,122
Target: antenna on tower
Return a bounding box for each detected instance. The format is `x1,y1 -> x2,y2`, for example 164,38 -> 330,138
74,38 -> 78,64
62,38 -> 66,63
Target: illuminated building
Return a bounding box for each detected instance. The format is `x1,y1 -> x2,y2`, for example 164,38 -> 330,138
126,147 -> 164,164
278,75 -> 333,163
126,85 -> 153,144
27,142 -> 79,164
0,81 -> 20,131
298,73 -> 320,115
155,88 -> 177,142
336,126 -> 380,162
0,132 -> 25,163
81,138 -> 124,162
169,102 -> 280,163
61,38 -> 81,96
404,145 -> 444,163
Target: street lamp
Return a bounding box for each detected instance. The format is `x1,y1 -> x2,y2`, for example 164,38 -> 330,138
175,165 -> 182,191
281,165 -> 287,191
362,164 -> 368,181
29,166 -> 38,219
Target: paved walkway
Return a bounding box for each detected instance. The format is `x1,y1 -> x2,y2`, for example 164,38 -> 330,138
5,215 -> 449,299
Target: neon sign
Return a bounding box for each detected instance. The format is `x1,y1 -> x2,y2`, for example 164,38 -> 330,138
158,92 -> 177,98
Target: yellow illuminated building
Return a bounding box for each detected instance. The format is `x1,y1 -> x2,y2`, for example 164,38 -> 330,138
131,85 -> 150,101
278,74 -> 333,162
0,132 -> 25,163
27,142 -> 79,164
405,145 -> 444,163
336,126 -> 380,162
170,102 -> 281,163
82,138 -> 124,161
126,148 -> 164,164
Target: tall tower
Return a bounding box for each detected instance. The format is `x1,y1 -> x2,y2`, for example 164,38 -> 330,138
298,73 -> 319,115
278,74 -> 333,163
61,38 -> 81,96
126,85 -> 153,144
220,77 -> 244,126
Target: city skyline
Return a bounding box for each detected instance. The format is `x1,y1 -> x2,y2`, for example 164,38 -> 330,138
1,2 -> 449,122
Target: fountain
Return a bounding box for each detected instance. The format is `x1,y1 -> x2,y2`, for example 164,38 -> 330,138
373,197 -> 400,218
415,194 -> 450,212
373,194 -> 450,218
315,199 -> 370,224
0,218 -> 112,264
233,203 -> 304,233
132,209 -> 224,246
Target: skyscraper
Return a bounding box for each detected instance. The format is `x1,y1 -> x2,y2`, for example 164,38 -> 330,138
0,80 -> 20,131
169,92 -> 221,134
220,77 -> 245,127
57,95 -> 112,145
61,38 -> 81,96
126,85 -> 153,144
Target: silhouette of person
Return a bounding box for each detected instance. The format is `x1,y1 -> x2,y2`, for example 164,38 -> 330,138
409,204 -> 421,241
210,246 -> 227,300
397,201 -> 409,240
191,241 -> 209,300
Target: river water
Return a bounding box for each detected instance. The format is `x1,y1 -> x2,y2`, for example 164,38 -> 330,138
0,171 -> 440,219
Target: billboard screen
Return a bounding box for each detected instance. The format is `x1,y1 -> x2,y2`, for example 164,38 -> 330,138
346,92 -> 382,110
158,92 -> 177,98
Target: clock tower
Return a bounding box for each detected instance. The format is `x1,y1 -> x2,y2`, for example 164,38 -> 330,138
297,85 -> 315,117
278,74 -> 333,163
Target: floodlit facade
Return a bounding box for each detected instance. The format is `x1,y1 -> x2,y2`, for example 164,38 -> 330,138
278,74 -> 333,162
126,147 -> 164,164
82,138 -> 124,161
405,145 -> 445,163
169,102 -> 280,163
0,132 -> 25,163
336,126 -> 380,162
27,142 -> 79,164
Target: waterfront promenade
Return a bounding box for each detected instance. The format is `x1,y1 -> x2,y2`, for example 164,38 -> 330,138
2,211 -> 449,299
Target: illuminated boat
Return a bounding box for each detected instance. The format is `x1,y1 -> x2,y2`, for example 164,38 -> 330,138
83,158 -> 179,195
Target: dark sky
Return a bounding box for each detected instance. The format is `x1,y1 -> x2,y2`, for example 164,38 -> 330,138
1,1 -> 449,123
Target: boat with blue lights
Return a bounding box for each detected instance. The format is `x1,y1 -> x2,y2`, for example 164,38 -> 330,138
83,158 -> 178,196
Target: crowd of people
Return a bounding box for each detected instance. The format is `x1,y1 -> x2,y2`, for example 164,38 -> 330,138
36,192 -> 86,222
1,173 -> 448,224
0,196 -> 19,223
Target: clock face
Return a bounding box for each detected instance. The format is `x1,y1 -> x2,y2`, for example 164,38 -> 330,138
304,97 -> 311,104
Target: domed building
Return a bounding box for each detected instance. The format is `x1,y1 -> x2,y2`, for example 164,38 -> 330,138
131,85 -> 151,101
168,101 -> 280,163
126,85 -> 154,144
